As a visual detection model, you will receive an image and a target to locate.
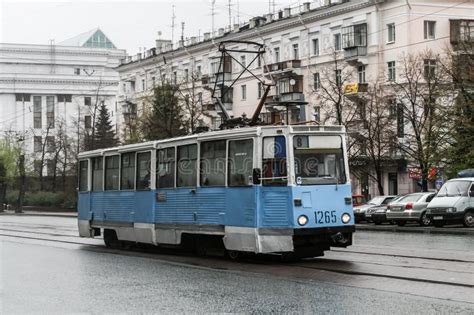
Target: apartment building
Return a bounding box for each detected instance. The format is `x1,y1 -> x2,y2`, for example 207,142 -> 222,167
116,0 -> 474,196
0,28 -> 126,174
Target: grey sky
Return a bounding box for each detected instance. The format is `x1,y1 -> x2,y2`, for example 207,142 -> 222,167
0,0 -> 297,54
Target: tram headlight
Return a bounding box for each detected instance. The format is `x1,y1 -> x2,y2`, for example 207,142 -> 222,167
297,215 -> 308,226
341,213 -> 351,224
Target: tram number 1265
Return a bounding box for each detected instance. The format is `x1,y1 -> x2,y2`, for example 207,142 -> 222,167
315,210 -> 337,224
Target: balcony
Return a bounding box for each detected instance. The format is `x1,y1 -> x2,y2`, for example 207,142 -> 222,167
450,19 -> 474,50
279,92 -> 305,103
264,60 -> 301,77
344,83 -> 369,101
342,23 -> 367,62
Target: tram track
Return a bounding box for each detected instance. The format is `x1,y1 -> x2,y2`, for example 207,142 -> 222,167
1,227 -> 473,291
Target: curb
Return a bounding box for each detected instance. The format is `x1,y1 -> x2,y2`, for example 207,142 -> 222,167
356,224 -> 474,236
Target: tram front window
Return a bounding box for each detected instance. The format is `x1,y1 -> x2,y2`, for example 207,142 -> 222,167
293,135 -> 346,185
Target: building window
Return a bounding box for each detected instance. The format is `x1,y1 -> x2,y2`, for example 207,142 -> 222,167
313,106 -> 321,122
142,79 -> 146,91
334,33 -> 342,51
293,44 -> 299,60
240,55 -> 247,69
46,96 -> 55,128
136,152 -> 151,190
257,56 -> 262,68
200,140 -> 226,187
151,76 -> 156,87
313,73 -> 321,90
74,68 -> 81,75
121,152 -> 135,190
196,65 -> 202,77
33,96 -> 42,129
274,47 -> 280,63
184,69 -> 189,82
342,24 -> 367,48
46,159 -> 55,177
388,98 -> 397,117
358,65 -> 366,83
424,59 -> 436,80
105,155 -> 119,191
258,82 -> 263,99
157,147 -> 175,189
84,115 -> 92,129
228,139 -> 253,187
424,21 -> 436,40
34,136 -> 42,153
335,69 -> 342,87
173,71 -> 177,85
387,23 -> 396,43
177,144 -> 197,187
241,85 -> 247,100
46,136 -> 55,153
16,94 -> 31,102
388,61 -> 396,81
312,38 -> 319,56
92,157 -> 103,192
397,102 -> 404,138
459,20 -> 474,41
84,96 -> 92,106
57,94 -> 72,102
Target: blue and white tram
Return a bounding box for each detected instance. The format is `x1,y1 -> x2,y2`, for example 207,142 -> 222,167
77,125 -> 355,258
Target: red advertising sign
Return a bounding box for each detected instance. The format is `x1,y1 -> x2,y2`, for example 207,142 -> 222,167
408,168 -> 422,180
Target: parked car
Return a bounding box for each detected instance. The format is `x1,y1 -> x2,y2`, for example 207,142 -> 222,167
352,194 -> 368,207
386,192 -> 436,226
369,195 -> 405,225
354,195 -> 397,223
426,178 -> 474,227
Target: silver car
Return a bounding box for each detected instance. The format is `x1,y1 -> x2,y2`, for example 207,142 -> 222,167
386,192 -> 436,226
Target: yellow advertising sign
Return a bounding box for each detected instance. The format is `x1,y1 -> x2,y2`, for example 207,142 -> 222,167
344,83 -> 359,94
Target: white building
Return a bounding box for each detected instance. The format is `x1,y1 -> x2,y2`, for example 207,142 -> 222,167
116,0 -> 474,196
0,28 -> 126,174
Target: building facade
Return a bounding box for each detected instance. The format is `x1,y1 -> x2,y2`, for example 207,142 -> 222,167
116,0 -> 474,197
0,28 -> 126,175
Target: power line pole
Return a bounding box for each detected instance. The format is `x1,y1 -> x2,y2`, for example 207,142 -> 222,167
228,0 -> 232,30
171,5 -> 176,49
211,0 -> 216,36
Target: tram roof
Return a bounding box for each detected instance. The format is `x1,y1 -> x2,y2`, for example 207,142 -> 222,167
78,124 -> 345,158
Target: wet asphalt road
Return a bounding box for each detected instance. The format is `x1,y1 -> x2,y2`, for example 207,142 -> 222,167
1,215 -> 473,314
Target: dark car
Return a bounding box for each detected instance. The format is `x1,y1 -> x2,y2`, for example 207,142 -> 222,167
370,195 -> 405,225
354,195 -> 397,223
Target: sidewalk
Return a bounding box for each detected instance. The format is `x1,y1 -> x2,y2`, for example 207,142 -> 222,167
0,210 -> 77,218
356,223 -> 474,236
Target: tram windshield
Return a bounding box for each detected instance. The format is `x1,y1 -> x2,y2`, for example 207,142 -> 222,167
293,135 -> 346,185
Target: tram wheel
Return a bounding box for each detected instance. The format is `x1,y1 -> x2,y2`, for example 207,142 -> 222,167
103,229 -> 121,248
225,250 -> 242,260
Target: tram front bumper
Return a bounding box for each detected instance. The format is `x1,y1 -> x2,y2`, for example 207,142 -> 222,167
224,225 -> 355,254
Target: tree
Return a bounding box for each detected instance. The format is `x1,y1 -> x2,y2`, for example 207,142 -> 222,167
391,51 -> 455,191
93,102 -> 118,149
357,82 -> 397,195
0,139 -> 21,211
439,41 -> 474,177
142,83 -> 187,140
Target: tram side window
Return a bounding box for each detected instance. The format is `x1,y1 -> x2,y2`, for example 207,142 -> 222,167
79,160 -> 89,191
92,157 -> 103,191
262,136 -> 288,186
228,139 -> 253,187
121,153 -> 135,190
136,152 -> 151,190
157,148 -> 175,188
105,155 -> 119,191
200,140 -> 226,187
177,144 -> 197,187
